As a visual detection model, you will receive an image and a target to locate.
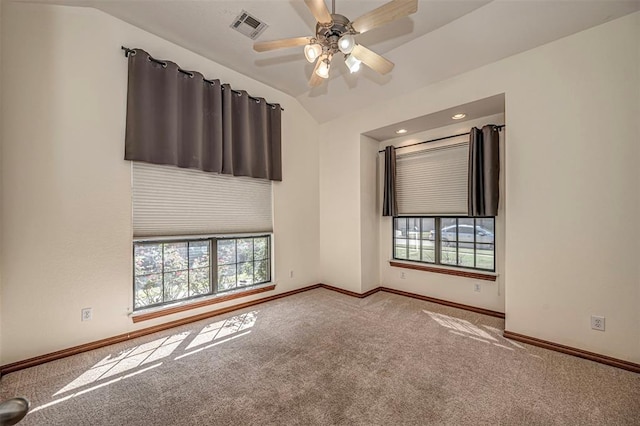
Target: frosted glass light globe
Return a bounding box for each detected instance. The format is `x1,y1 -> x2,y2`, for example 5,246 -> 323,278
304,44 -> 322,63
338,34 -> 355,54
345,55 -> 361,73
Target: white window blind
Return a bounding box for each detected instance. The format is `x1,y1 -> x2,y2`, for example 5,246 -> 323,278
396,141 -> 469,215
132,162 -> 272,237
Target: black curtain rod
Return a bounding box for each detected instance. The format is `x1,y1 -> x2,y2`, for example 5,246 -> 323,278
377,125 -> 505,153
121,46 -> 284,111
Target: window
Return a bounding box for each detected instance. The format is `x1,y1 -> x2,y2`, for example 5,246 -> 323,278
393,217 -> 495,271
131,162 -> 274,311
134,235 -> 271,310
217,236 -> 271,292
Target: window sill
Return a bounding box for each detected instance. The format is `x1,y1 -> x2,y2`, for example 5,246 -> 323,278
131,283 -> 276,323
389,261 -> 497,281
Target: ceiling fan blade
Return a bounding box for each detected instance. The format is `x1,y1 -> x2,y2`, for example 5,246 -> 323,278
308,58 -> 325,87
304,0 -> 333,25
253,36 -> 311,52
351,44 -> 394,75
350,0 -> 418,34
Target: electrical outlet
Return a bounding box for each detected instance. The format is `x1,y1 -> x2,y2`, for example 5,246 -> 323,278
81,308 -> 92,322
474,283 -> 481,292
591,315 -> 605,331
400,272 -> 406,279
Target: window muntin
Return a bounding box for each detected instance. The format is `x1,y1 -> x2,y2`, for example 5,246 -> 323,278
394,217 -> 495,271
134,235 -> 271,310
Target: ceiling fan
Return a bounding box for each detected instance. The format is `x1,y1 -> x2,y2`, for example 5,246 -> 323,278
253,0 -> 418,87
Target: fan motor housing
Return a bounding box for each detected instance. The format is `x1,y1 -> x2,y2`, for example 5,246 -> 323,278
315,14 -> 352,42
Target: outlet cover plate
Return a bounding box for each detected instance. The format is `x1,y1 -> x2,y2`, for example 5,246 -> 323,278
591,315 -> 605,331
81,308 -> 93,321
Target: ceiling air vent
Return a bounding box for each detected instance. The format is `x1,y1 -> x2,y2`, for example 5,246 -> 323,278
230,10 -> 268,40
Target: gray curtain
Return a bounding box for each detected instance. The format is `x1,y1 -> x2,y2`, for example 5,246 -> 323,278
468,125 -> 500,216
227,87 -> 282,180
382,145 -> 398,216
125,48 -> 282,181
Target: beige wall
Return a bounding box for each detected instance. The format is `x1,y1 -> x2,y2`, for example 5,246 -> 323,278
0,3 -> 320,365
318,12 -> 640,363
360,135 -> 380,293
378,114 -> 506,313
319,121 -> 362,292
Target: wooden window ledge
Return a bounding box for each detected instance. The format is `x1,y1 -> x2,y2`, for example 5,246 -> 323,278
131,284 -> 276,323
389,261 -> 497,281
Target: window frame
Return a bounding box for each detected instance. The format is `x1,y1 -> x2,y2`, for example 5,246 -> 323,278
392,217 -> 495,272
132,233 -> 272,311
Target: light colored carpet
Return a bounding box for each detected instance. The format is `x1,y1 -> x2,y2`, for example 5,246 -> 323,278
1,288 -> 639,425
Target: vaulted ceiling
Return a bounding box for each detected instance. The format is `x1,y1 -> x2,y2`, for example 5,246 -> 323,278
23,0 -> 640,123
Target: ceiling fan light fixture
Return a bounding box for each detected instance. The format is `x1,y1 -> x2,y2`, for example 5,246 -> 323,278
315,56 -> 331,79
304,43 -> 323,63
253,0 -> 419,86
338,34 -> 356,54
345,54 -> 361,73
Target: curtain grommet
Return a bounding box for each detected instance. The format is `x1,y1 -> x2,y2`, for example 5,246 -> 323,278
147,55 -> 168,68
179,70 -> 194,78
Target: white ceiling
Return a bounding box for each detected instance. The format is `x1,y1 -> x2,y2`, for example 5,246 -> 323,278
22,0 -> 640,123
363,93 -> 505,141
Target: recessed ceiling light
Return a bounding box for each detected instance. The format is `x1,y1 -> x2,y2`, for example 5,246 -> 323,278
395,129 -> 408,134
452,113 -> 466,120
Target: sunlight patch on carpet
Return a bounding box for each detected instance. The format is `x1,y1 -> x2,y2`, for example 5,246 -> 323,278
185,310 -> 258,351
54,333 -> 191,396
31,362 -> 163,414
424,310 -> 497,341
175,330 -> 251,360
